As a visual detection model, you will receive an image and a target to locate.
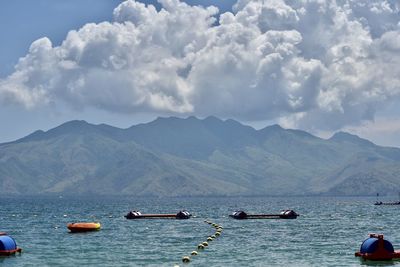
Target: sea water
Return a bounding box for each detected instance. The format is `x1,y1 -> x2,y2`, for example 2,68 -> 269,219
0,196 -> 399,266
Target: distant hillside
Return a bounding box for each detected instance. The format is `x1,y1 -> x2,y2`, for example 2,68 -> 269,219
1,116 -> 399,196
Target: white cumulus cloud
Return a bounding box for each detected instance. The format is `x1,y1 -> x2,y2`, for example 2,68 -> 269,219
0,0 -> 399,131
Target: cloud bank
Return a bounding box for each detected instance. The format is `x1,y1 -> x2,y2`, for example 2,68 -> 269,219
1,0 -> 399,130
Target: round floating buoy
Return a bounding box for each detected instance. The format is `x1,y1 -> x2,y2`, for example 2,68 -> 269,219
207,237 -> 213,241
215,232 -> 221,236
182,256 -> 191,263
211,235 -> 216,238
279,210 -> 299,219
198,244 -> 205,250
202,242 -> 208,247
191,251 -> 198,256
361,238 -> 392,254
230,210 -> 247,219
176,210 -> 192,219
0,235 -> 22,256
355,234 -> 400,261
125,211 -> 142,219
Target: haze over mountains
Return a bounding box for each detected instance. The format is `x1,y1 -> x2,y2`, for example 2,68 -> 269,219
1,116 -> 399,197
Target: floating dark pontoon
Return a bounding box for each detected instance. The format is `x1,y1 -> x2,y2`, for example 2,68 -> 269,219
124,210 -> 191,219
374,201 -> 400,206
374,193 -> 400,205
229,210 -> 299,220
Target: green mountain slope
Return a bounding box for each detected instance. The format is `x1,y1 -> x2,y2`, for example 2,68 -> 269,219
1,117 -> 399,196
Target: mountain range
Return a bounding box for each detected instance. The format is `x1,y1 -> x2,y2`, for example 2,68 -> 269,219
1,116 -> 399,196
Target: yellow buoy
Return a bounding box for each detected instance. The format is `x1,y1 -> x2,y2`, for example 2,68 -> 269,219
67,222 -> 101,233
182,256 -> 190,263
215,232 -> 221,236
202,242 -> 208,247
211,235 -> 216,238
198,244 -> 205,249
207,237 -> 213,241
191,251 -> 198,256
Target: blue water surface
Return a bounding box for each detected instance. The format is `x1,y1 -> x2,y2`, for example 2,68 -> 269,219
0,196 -> 399,266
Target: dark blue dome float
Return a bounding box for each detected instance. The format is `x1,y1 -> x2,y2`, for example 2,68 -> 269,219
355,234 -> 400,261
0,233 -> 22,256
125,210 -> 192,219
230,210 -> 299,219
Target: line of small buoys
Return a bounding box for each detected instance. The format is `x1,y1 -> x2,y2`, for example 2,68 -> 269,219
179,220 -> 223,265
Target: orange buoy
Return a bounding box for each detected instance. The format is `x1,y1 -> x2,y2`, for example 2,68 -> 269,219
67,222 -> 101,233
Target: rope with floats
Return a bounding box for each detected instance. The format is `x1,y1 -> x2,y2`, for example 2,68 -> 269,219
178,220 -> 223,265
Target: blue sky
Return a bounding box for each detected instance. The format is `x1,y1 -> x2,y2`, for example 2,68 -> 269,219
1,0 -> 117,77
0,0 -> 232,143
0,0 -> 121,141
0,0 -> 400,147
